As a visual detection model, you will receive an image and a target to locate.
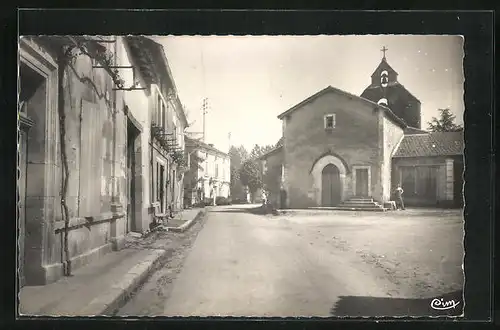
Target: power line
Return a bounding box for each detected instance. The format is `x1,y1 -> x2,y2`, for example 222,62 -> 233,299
202,98 -> 208,142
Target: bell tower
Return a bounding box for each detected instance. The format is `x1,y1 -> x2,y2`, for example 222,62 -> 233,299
370,46 -> 399,89
361,47 -> 422,129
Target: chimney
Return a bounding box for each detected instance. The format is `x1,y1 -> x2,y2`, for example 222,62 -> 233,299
208,143 -> 214,147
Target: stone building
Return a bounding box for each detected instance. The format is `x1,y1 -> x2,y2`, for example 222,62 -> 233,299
18,36 -> 187,287
124,36 -> 188,219
259,53 -> 463,209
183,137 -> 231,206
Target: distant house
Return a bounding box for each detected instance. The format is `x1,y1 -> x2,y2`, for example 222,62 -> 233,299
259,53 -> 464,209
184,137 -> 231,206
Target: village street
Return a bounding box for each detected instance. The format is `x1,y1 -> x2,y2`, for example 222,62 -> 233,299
117,205 -> 464,317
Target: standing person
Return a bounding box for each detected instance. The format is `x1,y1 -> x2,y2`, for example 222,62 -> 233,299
394,184 -> 405,210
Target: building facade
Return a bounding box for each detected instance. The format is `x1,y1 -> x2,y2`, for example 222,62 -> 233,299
259,55 -> 463,209
184,137 -> 231,206
18,35 -> 187,287
124,36 -> 189,218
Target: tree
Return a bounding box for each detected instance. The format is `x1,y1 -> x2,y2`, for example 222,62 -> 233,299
249,144 -> 262,159
229,145 -> 249,199
249,144 -> 275,159
260,144 -> 275,156
427,108 -> 463,132
239,159 -> 263,197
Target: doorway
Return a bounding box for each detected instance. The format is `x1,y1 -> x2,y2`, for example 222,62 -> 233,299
159,164 -> 165,212
171,169 -> 176,209
18,118 -> 30,288
19,61 -> 45,287
126,120 -> 140,233
321,164 -> 341,206
355,168 -> 369,197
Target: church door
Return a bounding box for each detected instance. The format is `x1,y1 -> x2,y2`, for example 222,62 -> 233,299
355,169 -> 369,197
321,164 -> 341,207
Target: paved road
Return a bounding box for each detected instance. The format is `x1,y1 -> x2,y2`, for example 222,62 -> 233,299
118,205 -> 464,317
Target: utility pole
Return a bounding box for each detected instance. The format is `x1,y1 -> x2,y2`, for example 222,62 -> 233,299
202,98 -> 208,142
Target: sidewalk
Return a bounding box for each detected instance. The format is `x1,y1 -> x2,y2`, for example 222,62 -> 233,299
164,207 -> 209,232
18,208 -> 205,316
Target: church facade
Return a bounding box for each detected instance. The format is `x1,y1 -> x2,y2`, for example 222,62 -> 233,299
260,53 -> 463,209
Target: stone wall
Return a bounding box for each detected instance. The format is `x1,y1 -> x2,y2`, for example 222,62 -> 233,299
283,90 -> 382,208
20,38 -> 129,285
381,114 -> 405,201
50,42 -> 127,277
117,37 -> 152,232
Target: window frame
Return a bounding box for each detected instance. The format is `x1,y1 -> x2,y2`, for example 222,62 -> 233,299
324,113 -> 336,130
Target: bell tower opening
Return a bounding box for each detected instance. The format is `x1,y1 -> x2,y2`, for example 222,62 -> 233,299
361,46 -> 422,129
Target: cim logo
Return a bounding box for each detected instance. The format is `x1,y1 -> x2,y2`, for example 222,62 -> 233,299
430,297 -> 461,311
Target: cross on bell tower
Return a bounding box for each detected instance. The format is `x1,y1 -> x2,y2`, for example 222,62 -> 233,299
381,46 -> 388,59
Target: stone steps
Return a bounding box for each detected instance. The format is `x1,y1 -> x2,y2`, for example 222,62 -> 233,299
333,206 -> 388,212
336,197 -> 388,212
310,206 -> 388,212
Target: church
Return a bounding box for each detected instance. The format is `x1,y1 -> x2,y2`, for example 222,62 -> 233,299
259,49 -> 464,210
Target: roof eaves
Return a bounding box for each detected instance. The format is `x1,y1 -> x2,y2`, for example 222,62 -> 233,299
276,85 -> 406,128
277,86 -> 332,120
259,145 -> 283,160
393,152 -> 463,158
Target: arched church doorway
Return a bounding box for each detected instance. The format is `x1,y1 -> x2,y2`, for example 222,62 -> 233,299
321,164 -> 341,206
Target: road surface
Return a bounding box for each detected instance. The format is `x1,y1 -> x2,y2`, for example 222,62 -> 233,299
117,205 -> 464,317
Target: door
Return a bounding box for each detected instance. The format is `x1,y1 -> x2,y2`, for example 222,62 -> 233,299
171,169 -> 176,209
18,129 -> 28,287
355,169 -> 369,197
126,121 -> 138,233
321,164 -> 341,206
416,166 -> 437,203
159,165 -> 165,212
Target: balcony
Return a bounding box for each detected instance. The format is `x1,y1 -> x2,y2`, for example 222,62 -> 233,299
151,123 -> 180,153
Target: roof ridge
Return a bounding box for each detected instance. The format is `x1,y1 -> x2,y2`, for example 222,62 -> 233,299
277,85 -> 407,129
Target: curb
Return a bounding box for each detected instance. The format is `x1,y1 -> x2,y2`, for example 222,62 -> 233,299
79,248 -> 168,316
165,209 -> 206,233
79,209 -> 208,315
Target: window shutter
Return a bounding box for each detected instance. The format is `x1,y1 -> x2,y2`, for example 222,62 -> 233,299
79,100 -> 102,217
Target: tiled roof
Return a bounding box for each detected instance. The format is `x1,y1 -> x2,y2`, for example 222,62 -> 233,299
393,131 -> 464,158
404,126 -> 429,135
259,138 -> 284,160
185,136 -> 228,157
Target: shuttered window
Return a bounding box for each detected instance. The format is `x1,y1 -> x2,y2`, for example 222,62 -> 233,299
324,114 -> 336,129
79,100 -> 103,217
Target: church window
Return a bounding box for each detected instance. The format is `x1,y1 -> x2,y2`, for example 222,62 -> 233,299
324,114 -> 336,130
377,98 -> 389,107
380,70 -> 389,88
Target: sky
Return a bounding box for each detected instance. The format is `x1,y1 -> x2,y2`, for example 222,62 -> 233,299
158,35 -> 464,153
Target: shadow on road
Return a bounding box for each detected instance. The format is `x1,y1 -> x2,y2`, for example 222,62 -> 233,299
331,290 -> 463,317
